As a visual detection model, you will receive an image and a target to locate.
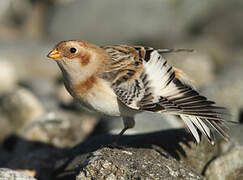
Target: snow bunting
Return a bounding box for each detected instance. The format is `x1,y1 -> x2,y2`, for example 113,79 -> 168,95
47,40 -> 229,144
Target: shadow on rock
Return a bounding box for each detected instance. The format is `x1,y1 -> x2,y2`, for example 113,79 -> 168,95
73,128 -> 194,159
54,128 -> 216,179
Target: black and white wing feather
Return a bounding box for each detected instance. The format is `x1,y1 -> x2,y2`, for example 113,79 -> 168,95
103,45 -> 229,144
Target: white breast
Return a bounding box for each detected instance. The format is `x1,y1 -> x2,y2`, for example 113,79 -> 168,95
77,79 -> 122,116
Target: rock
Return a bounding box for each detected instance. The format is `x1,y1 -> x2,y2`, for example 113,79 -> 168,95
55,129 -> 219,179
205,146 -> 243,180
176,136 -> 218,174
21,77 -> 59,110
0,60 -> 17,95
0,114 -> 14,142
72,147 -> 202,180
19,110 -> 98,148
0,168 -> 37,180
1,88 -> 45,132
201,123 -> 243,180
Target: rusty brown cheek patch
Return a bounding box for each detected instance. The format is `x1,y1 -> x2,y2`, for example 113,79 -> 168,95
74,76 -> 96,94
78,53 -> 91,66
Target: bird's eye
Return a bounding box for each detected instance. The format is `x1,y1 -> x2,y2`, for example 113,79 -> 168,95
70,47 -> 77,53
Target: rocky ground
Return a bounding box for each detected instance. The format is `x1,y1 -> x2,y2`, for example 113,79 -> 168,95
0,0 -> 243,180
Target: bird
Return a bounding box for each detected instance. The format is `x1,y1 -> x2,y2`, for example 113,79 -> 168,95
47,40 -> 230,145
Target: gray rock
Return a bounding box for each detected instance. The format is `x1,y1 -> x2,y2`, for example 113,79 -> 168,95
1,88 -> 45,132
176,136 -> 218,174
19,110 -> 98,148
205,146 -> 243,180
55,129 -> 220,179
0,168 -> 37,180
21,77 -> 59,110
0,114 -> 14,142
201,123 -> 243,180
75,147 -> 202,180
0,60 -> 17,95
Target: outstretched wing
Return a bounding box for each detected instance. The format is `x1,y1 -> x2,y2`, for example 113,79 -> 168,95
102,45 -> 229,144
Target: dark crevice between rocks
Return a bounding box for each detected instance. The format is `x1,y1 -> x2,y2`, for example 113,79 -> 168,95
201,155 -> 218,176
239,109 -> 243,123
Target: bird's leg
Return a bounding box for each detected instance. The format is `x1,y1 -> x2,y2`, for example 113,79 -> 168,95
112,127 -> 129,145
112,116 -> 135,145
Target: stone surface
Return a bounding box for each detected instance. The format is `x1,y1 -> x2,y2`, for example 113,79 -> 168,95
21,77 -> 59,110
0,60 -> 17,95
20,110 -> 98,148
55,129 -> 218,179
1,88 -> 45,132
0,168 -> 37,180
0,114 -> 14,142
75,147 -> 202,180
205,146 -> 243,180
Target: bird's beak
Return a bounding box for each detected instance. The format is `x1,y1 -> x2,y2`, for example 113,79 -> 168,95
47,48 -> 61,59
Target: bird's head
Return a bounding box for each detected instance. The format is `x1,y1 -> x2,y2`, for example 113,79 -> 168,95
47,40 -> 109,82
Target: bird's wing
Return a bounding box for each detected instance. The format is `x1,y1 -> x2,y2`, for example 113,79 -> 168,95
102,45 -> 229,144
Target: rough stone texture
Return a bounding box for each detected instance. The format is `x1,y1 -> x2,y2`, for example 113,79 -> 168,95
0,168 -> 37,180
0,60 -> 17,95
176,136 -> 218,174
20,110 -> 98,148
205,146 -> 243,180
75,147 -> 202,180
200,124 -> 243,180
55,129 -> 218,179
0,88 -> 45,131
